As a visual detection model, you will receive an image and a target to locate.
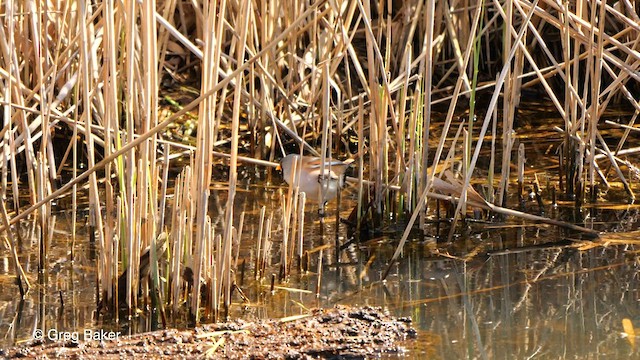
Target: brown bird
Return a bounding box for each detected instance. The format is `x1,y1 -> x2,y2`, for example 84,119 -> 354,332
278,154 -> 353,208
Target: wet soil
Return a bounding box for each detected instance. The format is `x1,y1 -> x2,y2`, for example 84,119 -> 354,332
2,306 -> 417,359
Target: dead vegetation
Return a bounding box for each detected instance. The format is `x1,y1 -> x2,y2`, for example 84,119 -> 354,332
0,0 -> 638,323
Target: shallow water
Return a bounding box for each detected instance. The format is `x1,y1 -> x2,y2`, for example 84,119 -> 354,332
2,109 -> 640,358
1,177 -> 639,358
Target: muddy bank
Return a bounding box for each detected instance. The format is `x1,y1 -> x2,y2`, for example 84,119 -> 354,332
3,306 -> 417,359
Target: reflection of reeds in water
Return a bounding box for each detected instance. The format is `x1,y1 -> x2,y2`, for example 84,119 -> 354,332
0,0 -> 638,322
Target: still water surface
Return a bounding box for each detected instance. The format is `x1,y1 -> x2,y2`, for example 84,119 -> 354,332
1,179 -> 638,358
1,106 -> 640,358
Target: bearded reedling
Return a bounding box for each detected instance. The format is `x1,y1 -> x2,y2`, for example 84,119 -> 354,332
278,154 -> 353,213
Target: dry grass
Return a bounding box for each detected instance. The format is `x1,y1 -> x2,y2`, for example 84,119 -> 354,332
0,0 -> 638,320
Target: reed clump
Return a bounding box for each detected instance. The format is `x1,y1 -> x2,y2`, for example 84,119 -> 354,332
0,0 -> 638,320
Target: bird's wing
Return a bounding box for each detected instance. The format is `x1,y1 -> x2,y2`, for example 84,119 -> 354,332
305,157 -> 352,174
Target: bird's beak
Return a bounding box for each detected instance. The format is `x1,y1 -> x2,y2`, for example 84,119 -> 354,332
276,164 -> 282,171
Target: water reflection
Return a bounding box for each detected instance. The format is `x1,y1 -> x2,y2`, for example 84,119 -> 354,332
1,172 -> 639,359
0,216 -> 97,348
358,233 -> 640,359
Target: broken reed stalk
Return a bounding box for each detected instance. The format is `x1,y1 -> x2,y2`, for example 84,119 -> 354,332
518,143 -> 525,207
283,158 -> 299,277
113,197 -> 121,319
170,169 -> 186,313
280,194 -> 289,281
316,249 -> 323,297
286,192 -> 299,278
212,231 -> 221,322
297,193 -> 306,271
158,144 -> 171,233
255,206 -> 266,280
487,94 -> 498,204
223,225 -> 233,317
8,131 -> 21,220
533,174 -> 544,214
262,214 -> 273,278
234,211 -> 245,270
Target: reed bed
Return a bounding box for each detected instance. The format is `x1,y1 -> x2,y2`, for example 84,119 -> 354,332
0,0 -> 638,321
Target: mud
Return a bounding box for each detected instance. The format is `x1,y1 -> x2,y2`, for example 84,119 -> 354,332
2,306 -> 417,359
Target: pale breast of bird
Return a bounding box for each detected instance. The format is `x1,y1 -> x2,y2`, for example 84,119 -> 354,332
279,154 -> 351,204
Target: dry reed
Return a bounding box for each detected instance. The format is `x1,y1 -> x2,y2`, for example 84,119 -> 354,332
0,0 -> 638,322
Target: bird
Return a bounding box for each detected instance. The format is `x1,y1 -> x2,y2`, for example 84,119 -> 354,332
277,154 -> 353,211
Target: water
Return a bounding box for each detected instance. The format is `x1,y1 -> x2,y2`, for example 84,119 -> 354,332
352,230 -> 640,359
1,111 -> 640,358
2,178 -> 638,358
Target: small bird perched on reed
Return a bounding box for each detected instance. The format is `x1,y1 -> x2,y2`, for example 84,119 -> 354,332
278,154 -> 353,212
